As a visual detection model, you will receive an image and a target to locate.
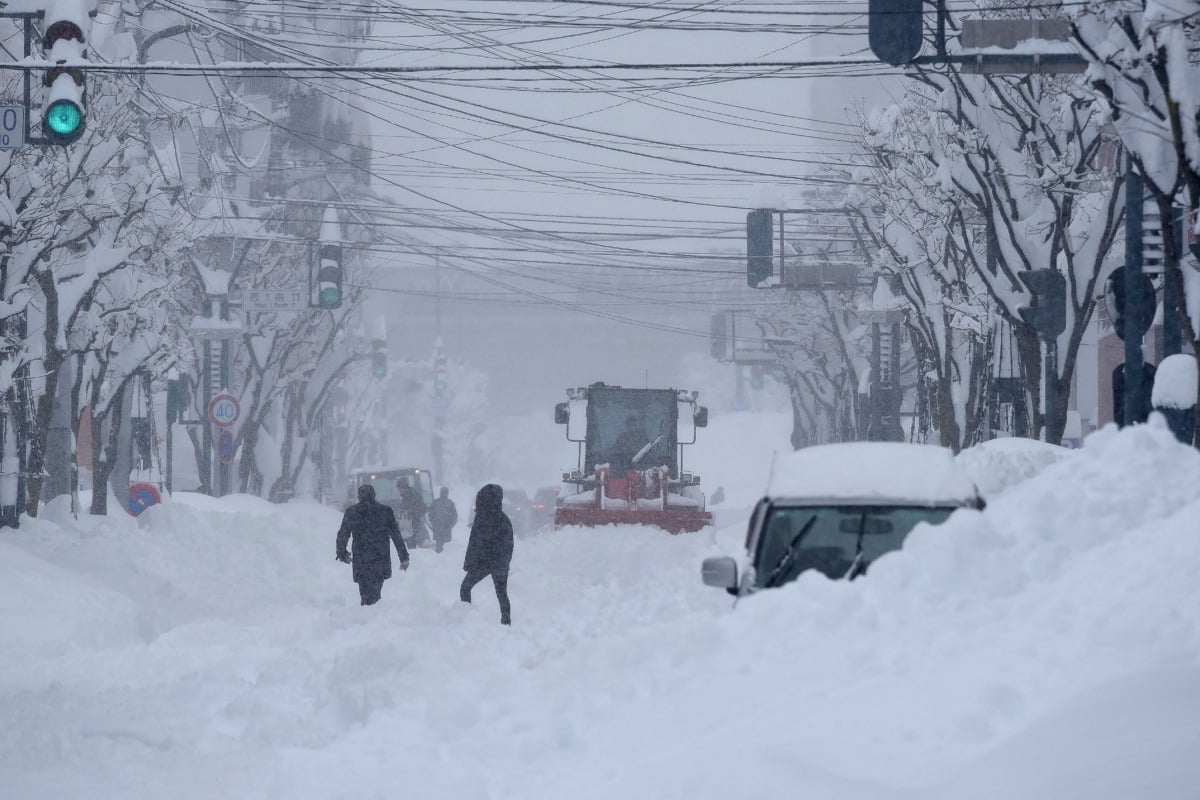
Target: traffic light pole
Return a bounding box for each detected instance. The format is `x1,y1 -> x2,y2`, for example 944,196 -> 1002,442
1164,205 -> 1185,357
1124,159 -> 1146,428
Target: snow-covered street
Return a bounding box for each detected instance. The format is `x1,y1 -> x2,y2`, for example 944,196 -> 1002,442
3,419 -> 1199,799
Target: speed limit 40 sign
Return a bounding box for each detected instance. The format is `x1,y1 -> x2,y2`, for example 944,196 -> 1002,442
208,393 -> 240,427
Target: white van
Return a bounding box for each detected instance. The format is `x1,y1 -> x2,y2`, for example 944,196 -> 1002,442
702,442 -> 984,595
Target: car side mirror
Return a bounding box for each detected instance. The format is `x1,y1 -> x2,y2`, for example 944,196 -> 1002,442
554,402 -> 569,425
701,556 -> 738,590
694,406 -> 708,428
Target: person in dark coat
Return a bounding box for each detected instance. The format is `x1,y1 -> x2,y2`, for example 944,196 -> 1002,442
460,483 -> 513,625
337,484 -> 410,606
397,477 -> 430,547
428,486 -> 458,554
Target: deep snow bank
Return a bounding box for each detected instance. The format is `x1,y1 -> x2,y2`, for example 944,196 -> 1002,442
1,420 -> 1198,799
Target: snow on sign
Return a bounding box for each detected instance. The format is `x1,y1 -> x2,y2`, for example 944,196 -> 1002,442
208,393 -> 240,427
0,105 -> 25,149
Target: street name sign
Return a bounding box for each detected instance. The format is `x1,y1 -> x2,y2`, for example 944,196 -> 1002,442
242,288 -> 307,312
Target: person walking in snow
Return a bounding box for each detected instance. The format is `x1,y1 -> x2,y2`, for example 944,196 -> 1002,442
337,484 -> 410,606
397,477 -> 430,547
460,483 -> 513,625
428,486 -> 458,554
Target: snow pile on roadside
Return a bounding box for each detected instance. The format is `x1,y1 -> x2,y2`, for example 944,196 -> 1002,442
1,419 -> 1198,799
955,435 -> 1076,497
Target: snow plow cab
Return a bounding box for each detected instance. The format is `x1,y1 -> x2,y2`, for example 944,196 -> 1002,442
554,383 -> 712,533
347,466 -> 434,545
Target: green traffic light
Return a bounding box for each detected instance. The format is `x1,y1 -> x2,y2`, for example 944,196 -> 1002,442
45,99 -> 83,137
319,286 -> 341,308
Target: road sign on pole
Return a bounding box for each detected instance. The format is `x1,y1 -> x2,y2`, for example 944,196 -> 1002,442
215,429 -> 236,464
0,106 -> 25,149
127,482 -> 161,517
208,393 -> 240,427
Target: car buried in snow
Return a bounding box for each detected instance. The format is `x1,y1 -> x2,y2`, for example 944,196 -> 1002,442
702,442 -> 984,596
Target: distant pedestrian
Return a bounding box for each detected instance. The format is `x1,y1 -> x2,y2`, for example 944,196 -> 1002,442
397,477 -> 430,547
460,483 -> 513,625
337,484 -> 410,606
428,486 -> 458,554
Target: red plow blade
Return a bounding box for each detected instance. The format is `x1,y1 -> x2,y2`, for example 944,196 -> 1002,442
554,506 -> 712,534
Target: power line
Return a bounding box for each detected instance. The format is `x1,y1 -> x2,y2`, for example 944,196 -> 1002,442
3,56 -> 888,78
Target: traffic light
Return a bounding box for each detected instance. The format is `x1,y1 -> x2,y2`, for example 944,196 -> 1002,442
747,208 -> 773,288
42,1 -> 89,146
371,339 -> 387,379
1017,269 -> 1066,339
868,0 -> 924,65
316,244 -> 343,309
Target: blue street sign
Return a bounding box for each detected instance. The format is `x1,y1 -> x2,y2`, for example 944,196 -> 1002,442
216,430 -> 236,464
127,482 -> 162,517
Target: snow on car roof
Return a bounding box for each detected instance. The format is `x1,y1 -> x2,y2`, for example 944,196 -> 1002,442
766,442 -> 981,506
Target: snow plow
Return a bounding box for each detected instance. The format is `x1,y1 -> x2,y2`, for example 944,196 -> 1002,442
553,382 -> 712,534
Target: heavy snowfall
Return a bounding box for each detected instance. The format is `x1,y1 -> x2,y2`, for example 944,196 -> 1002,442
2,1 -> 1200,798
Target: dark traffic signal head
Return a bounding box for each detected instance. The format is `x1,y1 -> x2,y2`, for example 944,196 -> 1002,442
316,244 -> 343,308
1017,269 -> 1067,339
746,208 -> 773,288
868,0 -> 924,65
42,4 -> 88,146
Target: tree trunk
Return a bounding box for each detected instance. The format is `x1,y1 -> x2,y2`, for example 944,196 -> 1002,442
24,353 -> 64,517
1014,327 -> 1043,440
90,382 -> 127,516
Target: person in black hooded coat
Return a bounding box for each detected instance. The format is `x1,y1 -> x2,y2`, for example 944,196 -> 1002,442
460,483 -> 513,624
337,484 -> 410,605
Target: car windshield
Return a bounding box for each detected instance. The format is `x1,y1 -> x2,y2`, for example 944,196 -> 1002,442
754,505 -> 955,587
